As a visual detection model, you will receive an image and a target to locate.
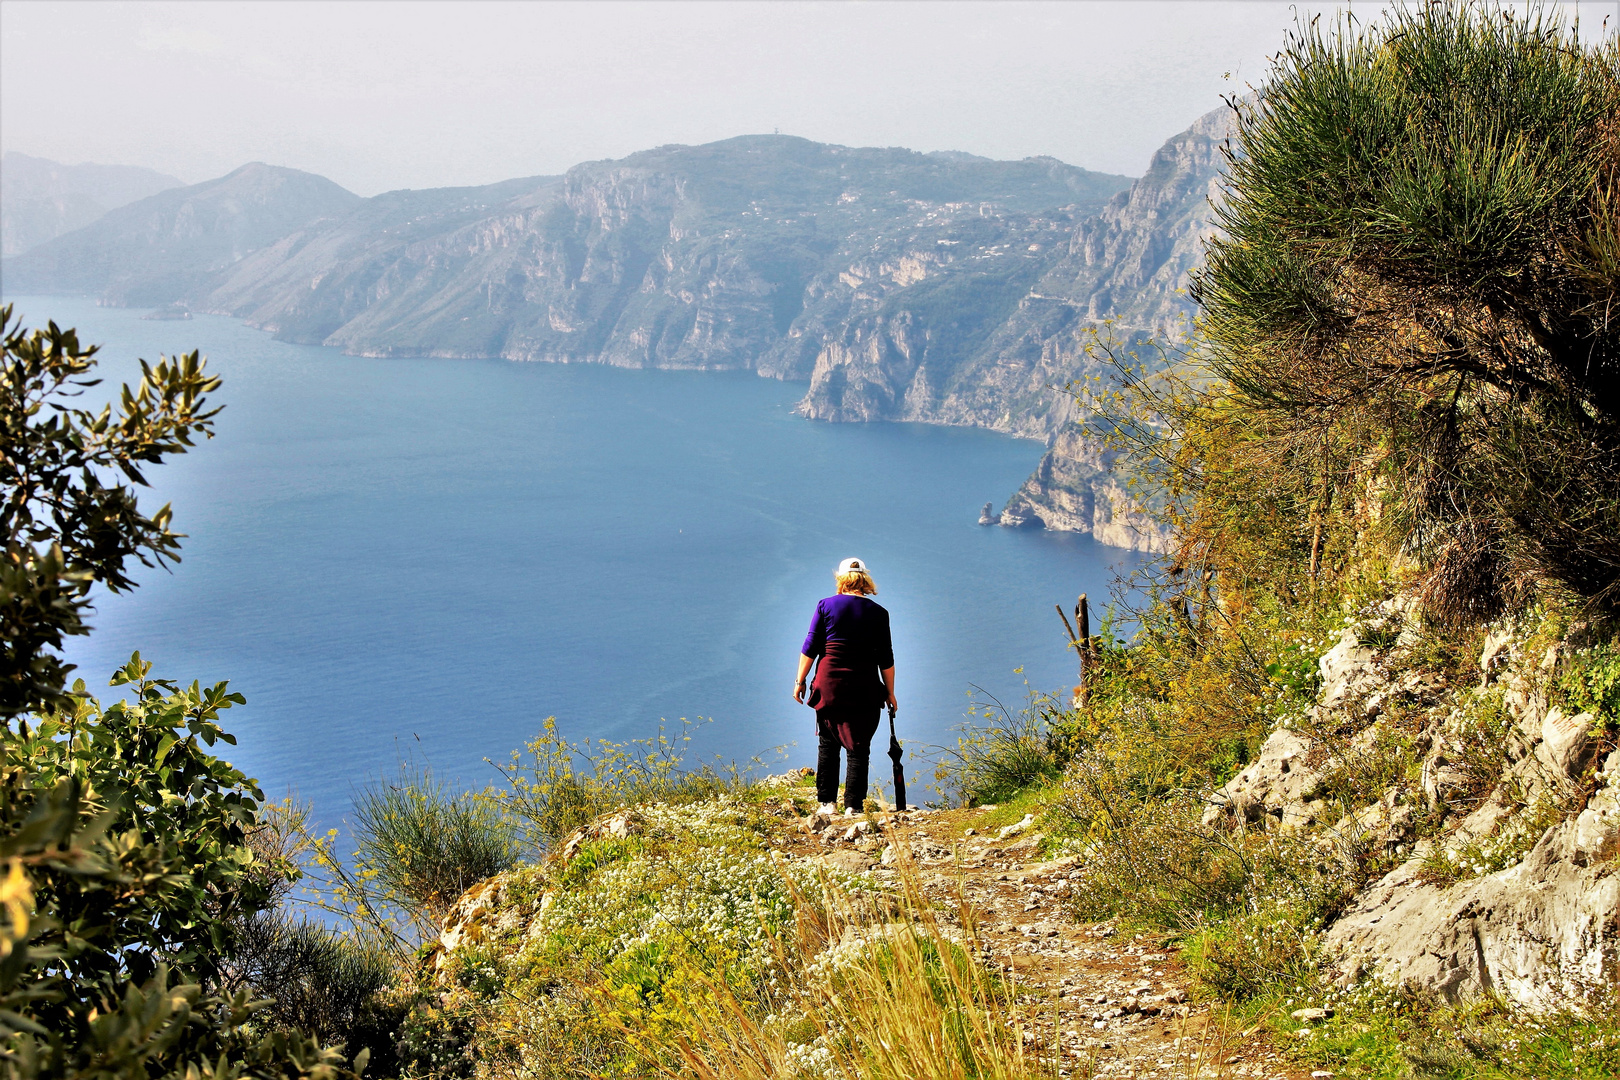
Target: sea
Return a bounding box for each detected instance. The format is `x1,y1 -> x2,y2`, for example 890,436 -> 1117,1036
3,295 -> 1145,828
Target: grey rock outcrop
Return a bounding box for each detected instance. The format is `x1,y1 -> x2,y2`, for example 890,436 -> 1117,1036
1202,729 -> 1316,830
1206,600 -> 1620,1013
1326,762 -> 1620,1011
1540,708 -> 1597,777
1317,627 -> 1382,710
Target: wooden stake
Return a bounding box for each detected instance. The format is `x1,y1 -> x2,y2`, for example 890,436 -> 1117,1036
1056,602 -> 1087,708
1055,604 -> 1078,654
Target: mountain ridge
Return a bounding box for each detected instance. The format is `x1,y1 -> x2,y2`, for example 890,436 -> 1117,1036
0,152 -> 186,257
2,115 -> 1235,552
3,135 -> 1134,364
3,163 -> 361,305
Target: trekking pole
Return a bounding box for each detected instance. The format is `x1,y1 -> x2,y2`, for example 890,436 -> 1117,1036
886,703 -> 907,812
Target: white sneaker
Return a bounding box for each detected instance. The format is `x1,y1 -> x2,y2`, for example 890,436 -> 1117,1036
843,806 -> 857,816
817,802 -> 838,816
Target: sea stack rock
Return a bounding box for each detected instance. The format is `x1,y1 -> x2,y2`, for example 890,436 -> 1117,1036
978,502 -> 996,526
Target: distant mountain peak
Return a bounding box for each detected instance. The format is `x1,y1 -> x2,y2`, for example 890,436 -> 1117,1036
185,162 -> 359,200
220,160 -> 339,181
2,161 -> 361,303
0,152 -> 186,257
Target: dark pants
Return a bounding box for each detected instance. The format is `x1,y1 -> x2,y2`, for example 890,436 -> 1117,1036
817,730 -> 872,809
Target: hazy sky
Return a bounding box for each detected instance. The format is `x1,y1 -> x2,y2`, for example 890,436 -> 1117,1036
3,1 -> 1616,195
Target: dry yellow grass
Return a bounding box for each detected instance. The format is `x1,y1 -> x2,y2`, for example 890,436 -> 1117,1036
604,846 -> 1042,1080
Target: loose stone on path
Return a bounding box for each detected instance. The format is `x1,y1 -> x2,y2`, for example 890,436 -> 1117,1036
781,796 -> 1311,1079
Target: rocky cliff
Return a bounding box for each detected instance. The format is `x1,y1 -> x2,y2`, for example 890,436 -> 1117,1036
798,104 -> 1233,550
995,103 -> 1230,548
5,136 -> 1129,371
799,104 -> 1230,427
996,424 -> 1172,552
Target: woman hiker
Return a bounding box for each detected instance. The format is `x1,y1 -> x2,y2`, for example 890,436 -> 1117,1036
793,557 -> 897,816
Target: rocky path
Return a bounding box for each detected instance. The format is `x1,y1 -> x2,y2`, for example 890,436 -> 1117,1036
776,797 -> 1314,1080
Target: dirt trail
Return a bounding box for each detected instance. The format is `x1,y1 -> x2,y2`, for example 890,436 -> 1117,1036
776,798 -> 1315,1080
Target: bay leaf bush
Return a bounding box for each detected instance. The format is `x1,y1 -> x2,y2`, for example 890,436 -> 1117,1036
0,305 -> 366,1077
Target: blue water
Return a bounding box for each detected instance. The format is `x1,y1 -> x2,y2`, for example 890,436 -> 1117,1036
3,295 -> 1142,824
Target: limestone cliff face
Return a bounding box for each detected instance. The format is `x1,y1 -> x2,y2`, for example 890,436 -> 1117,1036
799,104 -> 1234,551
800,105 -> 1233,424
798,292 -> 1091,439
996,425 -> 1172,552
990,104 -> 1234,550
796,313 -> 929,421
1032,102 -> 1234,331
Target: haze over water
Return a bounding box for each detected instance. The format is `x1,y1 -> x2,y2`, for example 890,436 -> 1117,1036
7,296 -> 1143,827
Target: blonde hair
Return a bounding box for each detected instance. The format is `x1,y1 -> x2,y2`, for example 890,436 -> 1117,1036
835,569 -> 877,595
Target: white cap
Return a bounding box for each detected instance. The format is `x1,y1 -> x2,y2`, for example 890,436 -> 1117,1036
837,557 -> 869,575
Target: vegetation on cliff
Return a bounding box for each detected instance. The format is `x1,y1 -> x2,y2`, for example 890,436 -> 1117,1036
951,4 -> 1620,1075
1195,2 -> 1620,621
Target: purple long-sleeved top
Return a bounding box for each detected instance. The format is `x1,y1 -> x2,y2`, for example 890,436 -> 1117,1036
801,594 -> 894,670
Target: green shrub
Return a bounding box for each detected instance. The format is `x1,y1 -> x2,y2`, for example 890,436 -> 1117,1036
1282,989 -> 1620,1080
489,715 -> 754,848
0,664 -> 365,1078
1301,717 -> 1419,812
1439,688 -> 1520,814
0,307 -> 223,717
1418,797 -> 1569,887
1183,909 -> 1319,1001
1048,741 -> 1250,926
0,306 -> 363,1075
1560,640 -> 1620,729
299,765 -> 521,958
1194,2 -> 1620,620
0,655 -> 371,1077
233,912 -> 403,1069
937,680 -> 1078,807
352,764 -> 521,927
